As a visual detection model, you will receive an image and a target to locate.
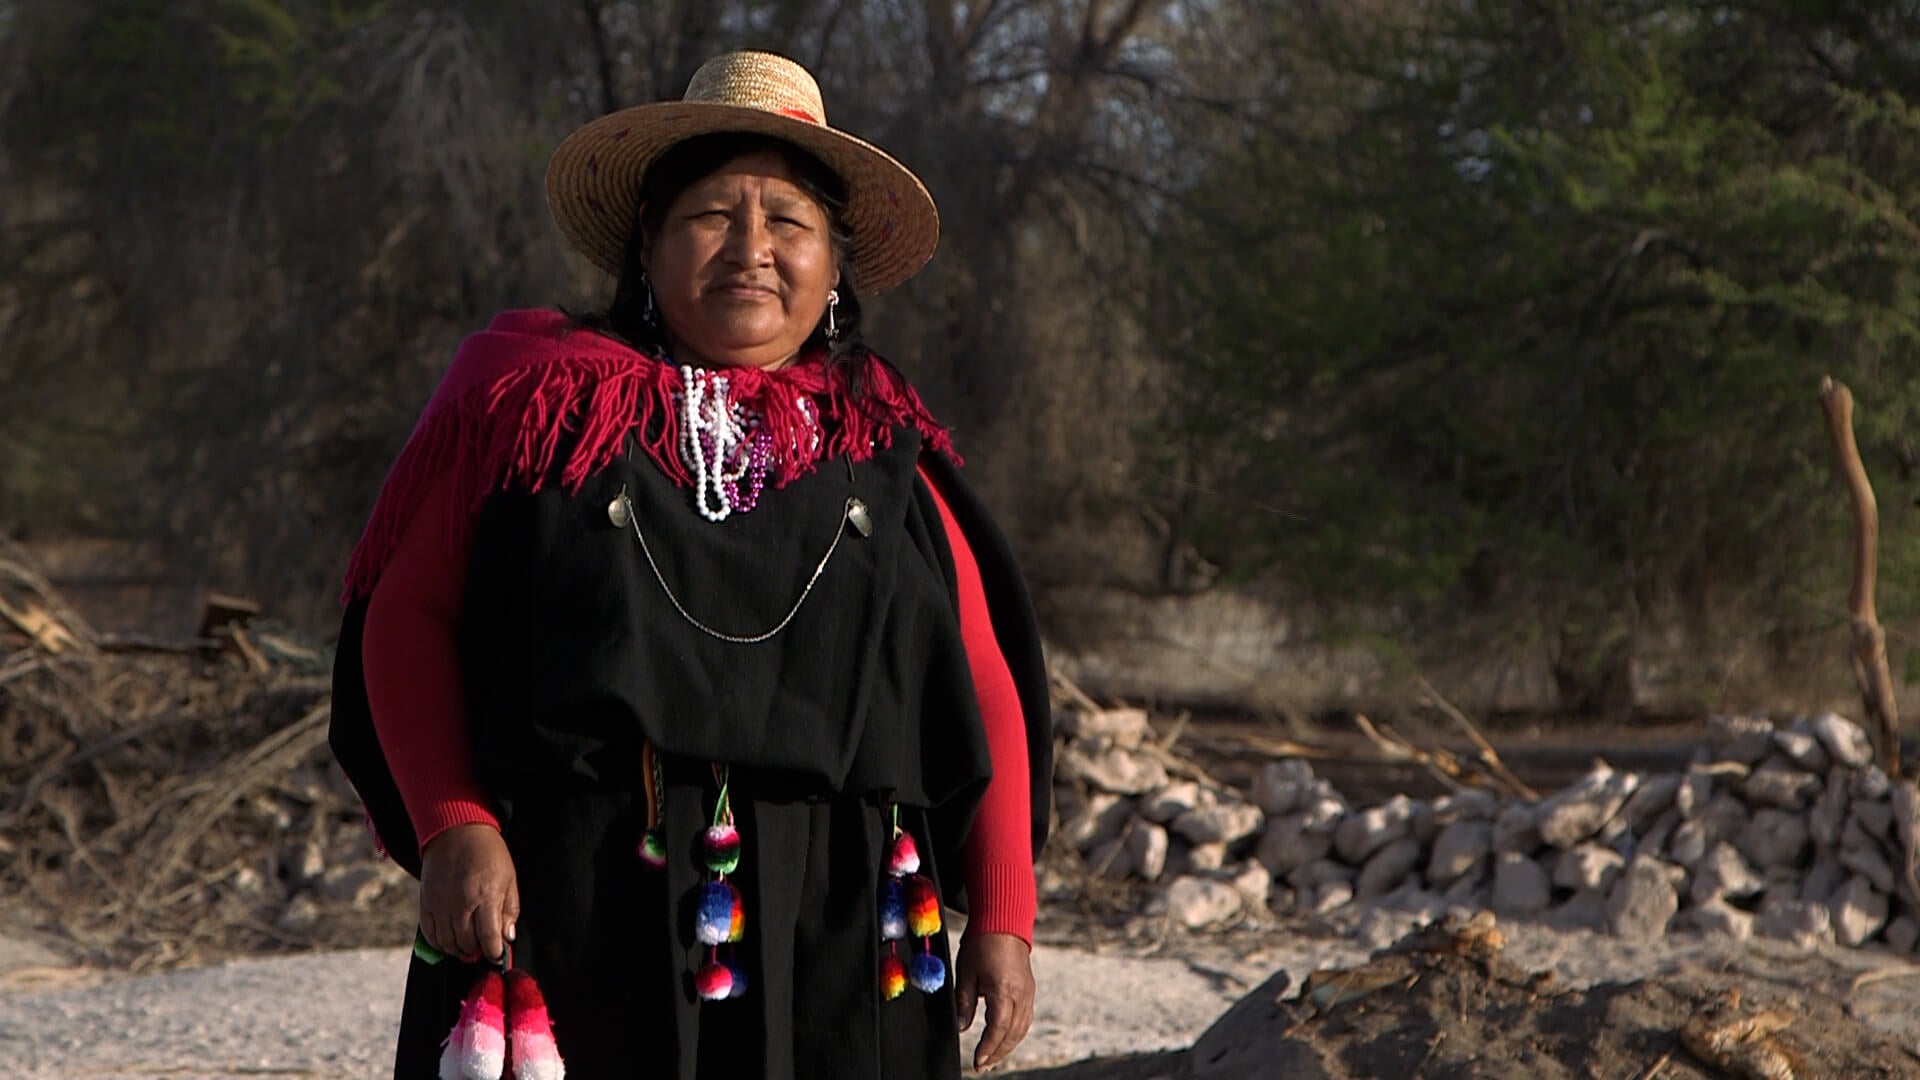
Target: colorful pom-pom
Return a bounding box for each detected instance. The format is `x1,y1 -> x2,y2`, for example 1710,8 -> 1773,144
702,823 -> 741,875
908,951 -> 947,993
696,882 -> 736,946
879,877 -> 908,941
879,953 -> 907,1001
905,874 -> 942,937
637,829 -> 667,870
695,960 -> 734,1001
727,883 -> 746,943
726,962 -> 749,1000
438,971 -> 505,1080
504,970 -> 565,1080
885,829 -> 921,876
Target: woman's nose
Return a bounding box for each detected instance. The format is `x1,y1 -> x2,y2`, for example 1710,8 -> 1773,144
722,213 -> 773,266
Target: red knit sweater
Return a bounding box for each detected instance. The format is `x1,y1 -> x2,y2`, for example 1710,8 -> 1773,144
361,462 -> 1036,945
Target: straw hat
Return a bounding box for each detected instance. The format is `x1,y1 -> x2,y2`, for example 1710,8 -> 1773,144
545,50 -> 939,296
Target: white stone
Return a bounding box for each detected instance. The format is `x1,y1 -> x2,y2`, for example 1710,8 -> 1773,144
1809,712 -> 1874,770
1308,881 -> 1354,915
1491,852 -> 1551,916
1356,837 -> 1424,900
1166,876 -> 1243,929
1536,766 -> 1639,849
1255,814 -> 1334,877
1697,794 -> 1752,844
1622,774 -> 1682,830
1542,891 -> 1609,933
1739,762 -> 1822,810
1126,820 -> 1170,882
1286,858 -> 1353,890
1854,766 -> 1893,801
1430,788 -> 1499,823
1667,820 -> 1710,869
1552,843 -> 1626,895
1709,713 -> 1777,763
1681,897 -> 1755,941
1251,760 -> 1318,816
1059,744 -> 1169,795
1605,856 -> 1680,941
1839,839 -> 1896,895
1230,862 -> 1274,915
1426,820 -> 1493,887
1140,781 -> 1203,824
1492,802 -> 1541,855
1688,843 -> 1763,904
1171,800 -> 1266,846
1298,794 -> 1348,831
1810,769 -> 1848,850
1187,840 -> 1229,872
1738,808 -> 1809,869
1065,792 -> 1133,853
1773,726 -> 1831,774
1333,795 -> 1416,865
1059,707 -> 1153,748
1638,808 -> 1682,860
1675,773 -> 1713,819
1757,898 -> 1835,948
1831,875 -> 1890,947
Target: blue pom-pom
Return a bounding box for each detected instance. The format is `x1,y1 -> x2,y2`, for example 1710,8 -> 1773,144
696,882 -> 734,945
727,962 -> 749,999
879,877 -> 908,941
908,951 -> 946,993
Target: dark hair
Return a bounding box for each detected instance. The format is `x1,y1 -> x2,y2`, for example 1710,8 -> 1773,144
569,132 -> 872,382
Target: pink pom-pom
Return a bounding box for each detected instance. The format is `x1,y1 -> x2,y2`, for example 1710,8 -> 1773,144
438,971 -> 505,1080
885,830 -> 921,876
695,960 -> 734,1001
636,829 -> 667,870
504,970 -> 565,1080
703,823 -> 741,874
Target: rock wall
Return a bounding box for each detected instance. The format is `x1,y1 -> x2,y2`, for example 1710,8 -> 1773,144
1055,707 -> 1920,951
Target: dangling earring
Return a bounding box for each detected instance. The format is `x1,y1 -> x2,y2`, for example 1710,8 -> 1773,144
826,290 -> 840,340
640,271 -> 658,326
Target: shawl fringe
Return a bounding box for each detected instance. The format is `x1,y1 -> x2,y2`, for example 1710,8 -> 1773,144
341,309 -> 956,603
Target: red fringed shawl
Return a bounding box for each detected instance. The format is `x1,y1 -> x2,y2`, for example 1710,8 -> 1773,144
342,308 -> 956,602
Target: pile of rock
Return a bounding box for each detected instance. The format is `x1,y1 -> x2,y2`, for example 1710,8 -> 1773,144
1055,706 -> 1920,951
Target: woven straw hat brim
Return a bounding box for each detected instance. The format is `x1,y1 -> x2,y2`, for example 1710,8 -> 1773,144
545,102 -> 939,296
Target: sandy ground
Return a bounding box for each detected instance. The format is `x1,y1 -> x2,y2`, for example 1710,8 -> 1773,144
6,911 -> 1920,1079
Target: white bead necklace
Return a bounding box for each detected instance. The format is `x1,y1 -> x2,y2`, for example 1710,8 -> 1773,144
680,366 -> 751,522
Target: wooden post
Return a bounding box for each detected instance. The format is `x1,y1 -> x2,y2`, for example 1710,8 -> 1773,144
1819,375 -> 1902,777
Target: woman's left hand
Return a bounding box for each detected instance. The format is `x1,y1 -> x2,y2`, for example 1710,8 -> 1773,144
954,931 -> 1036,1071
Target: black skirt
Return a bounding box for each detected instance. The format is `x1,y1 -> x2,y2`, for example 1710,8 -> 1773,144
392,763 -> 964,1079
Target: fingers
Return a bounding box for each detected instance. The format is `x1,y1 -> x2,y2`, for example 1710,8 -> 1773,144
473,895 -> 508,963
449,907 -> 482,961
955,963 -> 980,1032
972,982 -> 1036,1072
503,874 -> 520,945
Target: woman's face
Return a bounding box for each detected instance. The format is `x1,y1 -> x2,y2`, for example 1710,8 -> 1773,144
642,149 -> 840,371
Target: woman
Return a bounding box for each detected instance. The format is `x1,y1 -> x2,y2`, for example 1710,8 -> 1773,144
327,51 -> 1051,1079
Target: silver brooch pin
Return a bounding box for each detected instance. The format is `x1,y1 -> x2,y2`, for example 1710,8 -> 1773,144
846,497 -> 872,538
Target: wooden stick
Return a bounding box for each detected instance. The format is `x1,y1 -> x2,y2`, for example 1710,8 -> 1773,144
1820,375 -> 1903,777
1630,1049 -> 1673,1080
1415,676 -> 1542,800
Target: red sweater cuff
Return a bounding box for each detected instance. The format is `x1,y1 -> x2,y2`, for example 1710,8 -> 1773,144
963,859 -> 1037,947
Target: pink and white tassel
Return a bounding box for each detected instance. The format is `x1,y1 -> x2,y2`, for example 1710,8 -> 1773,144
439,971 -> 506,1080
505,969 -> 565,1080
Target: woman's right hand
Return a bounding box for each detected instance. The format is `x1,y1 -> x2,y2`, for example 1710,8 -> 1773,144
418,823 -> 520,963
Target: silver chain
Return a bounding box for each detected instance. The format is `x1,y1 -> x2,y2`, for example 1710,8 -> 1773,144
613,488 -> 853,645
